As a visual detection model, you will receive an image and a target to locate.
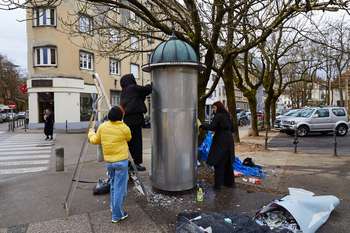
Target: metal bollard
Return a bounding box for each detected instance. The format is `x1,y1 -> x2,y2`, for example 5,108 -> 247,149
333,129 -> 337,157
97,145 -> 104,162
55,147 -> 64,172
293,127 -> 298,153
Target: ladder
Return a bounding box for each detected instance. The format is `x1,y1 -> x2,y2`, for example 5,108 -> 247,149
64,73 -> 148,216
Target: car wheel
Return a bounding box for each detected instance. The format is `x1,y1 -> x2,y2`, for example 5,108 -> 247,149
297,126 -> 309,137
336,124 -> 348,136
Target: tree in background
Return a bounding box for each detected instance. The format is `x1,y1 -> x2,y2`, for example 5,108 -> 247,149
0,54 -> 27,111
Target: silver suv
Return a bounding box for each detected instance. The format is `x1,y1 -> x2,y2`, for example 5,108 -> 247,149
281,107 -> 350,137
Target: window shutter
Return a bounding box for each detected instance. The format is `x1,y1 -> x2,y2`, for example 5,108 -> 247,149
50,48 -> 56,64
50,9 -> 55,25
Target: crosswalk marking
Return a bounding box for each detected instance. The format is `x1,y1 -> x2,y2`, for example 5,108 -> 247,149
0,150 -> 51,155
0,155 -> 51,161
0,160 -> 49,166
0,167 -> 48,175
0,144 -> 52,149
0,147 -> 51,152
0,133 -> 54,177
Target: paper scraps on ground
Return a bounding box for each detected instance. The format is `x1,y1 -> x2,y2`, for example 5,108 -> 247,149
176,212 -> 293,233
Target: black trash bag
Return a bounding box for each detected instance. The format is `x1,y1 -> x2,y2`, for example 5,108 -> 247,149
176,212 -> 293,233
92,178 -> 110,195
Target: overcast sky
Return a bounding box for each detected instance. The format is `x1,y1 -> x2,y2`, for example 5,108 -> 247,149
0,9 -> 27,71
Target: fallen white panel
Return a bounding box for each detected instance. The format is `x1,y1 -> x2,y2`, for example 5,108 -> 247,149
257,188 -> 340,233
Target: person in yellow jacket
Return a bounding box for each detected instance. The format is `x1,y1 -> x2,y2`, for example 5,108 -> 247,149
88,106 -> 131,223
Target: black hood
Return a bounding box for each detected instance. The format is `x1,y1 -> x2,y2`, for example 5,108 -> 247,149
120,74 -> 137,89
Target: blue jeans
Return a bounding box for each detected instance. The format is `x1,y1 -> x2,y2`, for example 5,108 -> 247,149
106,160 -> 128,221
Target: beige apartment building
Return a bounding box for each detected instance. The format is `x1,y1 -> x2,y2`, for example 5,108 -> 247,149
26,1 -> 152,129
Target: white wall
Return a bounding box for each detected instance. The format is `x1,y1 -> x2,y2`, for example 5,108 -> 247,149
54,92 -> 80,123
28,92 -> 38,123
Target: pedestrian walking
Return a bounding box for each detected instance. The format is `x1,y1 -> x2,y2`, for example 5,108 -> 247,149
200,101 -> 235,190
88,106 -> 132,223
120,74 -> 152,172
44,109 -> 54,140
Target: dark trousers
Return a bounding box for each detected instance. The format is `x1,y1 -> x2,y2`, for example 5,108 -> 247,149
214,153 -> 234,188
44,127 -> 53,138
128,124 -> 143,165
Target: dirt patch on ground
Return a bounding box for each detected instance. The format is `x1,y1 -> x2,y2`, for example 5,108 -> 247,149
236,142 -> 265,153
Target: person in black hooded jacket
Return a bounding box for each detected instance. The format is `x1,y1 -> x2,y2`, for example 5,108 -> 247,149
120,74 -> 152,171
200,101 -> 235,190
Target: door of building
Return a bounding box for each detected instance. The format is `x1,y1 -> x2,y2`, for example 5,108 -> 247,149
38,92 -> 54,123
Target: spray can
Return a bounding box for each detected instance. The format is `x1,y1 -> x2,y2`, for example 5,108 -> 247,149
196,185 -> 204,202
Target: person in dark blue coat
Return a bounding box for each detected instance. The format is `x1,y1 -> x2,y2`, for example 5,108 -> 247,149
120,74 -> 152,171
200,101 -> 235,190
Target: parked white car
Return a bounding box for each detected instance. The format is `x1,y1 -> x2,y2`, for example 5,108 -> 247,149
274,109 -> 301,128
281,107 -> 349,137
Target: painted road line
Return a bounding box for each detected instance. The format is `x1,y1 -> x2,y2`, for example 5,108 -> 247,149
0,147 -> 52,152
0,146 -> 50,153
0,144 -> 52,149
0,155 -> 51,161
0,160 -> 49,166
0,167 -> 48,175
0,150 -> 51,156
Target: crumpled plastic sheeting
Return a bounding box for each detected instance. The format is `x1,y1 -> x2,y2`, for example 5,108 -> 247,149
234,157 -> 266,178
176,212 -> 293,233
256,188 -> 340,233
198,133 -> 265,178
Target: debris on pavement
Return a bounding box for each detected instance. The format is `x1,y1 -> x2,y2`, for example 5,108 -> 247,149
255,188 -> 340,233
176,212 -> 293,233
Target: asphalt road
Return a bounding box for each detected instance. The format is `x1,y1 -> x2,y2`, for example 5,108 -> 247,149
269,130 -> 350,156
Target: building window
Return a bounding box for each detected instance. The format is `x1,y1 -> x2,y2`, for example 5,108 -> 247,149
109,29 -> 120,43
130,36 -> 138,49
110,58 -> 120,75
130,63 -> 139,79
34,47 -> 57,66
80,93 -> 93,121
146,32 -> 153,45
79,14 -> 93,33
79,51 -> 94,70
33,8 -> 56,26
129,10 -> 136,21
110,90 -> 121,106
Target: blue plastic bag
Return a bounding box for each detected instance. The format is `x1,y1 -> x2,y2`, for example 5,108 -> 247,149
198,132 -> 213,161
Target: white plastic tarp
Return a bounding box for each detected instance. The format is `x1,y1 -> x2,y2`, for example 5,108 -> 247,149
258,188 -> 340,233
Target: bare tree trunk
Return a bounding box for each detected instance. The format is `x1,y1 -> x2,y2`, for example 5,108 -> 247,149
223,61 -> 240,142
264,96 -> 272,130
271,97 -> 278,125
248,96 -> 259,136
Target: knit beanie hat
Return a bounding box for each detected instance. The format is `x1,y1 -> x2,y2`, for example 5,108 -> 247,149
108,106 -> 123,122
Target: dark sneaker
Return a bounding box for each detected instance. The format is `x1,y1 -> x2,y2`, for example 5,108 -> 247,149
135,164 -> 146,172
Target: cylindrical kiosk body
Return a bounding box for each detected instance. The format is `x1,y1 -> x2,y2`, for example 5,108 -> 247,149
152,66 -> 198,191
143,35 -> 203,191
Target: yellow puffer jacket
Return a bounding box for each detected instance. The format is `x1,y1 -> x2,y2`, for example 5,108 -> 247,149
88,121 -> 132,163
